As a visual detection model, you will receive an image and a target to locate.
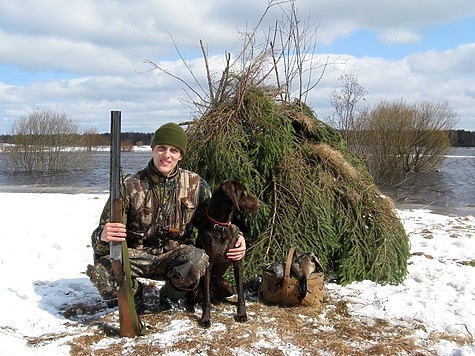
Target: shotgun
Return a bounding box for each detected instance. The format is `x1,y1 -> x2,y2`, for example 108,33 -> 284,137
109,111 -> 145,337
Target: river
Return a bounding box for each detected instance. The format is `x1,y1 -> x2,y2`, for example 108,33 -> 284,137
1,147 -> 474,213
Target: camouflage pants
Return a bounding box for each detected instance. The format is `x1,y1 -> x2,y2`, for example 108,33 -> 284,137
86,244 -> 209,301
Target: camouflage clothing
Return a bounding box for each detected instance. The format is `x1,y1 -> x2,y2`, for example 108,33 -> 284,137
87,159 -> 212,300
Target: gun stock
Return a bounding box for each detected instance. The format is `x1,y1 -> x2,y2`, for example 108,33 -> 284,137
109,111 -> 145,337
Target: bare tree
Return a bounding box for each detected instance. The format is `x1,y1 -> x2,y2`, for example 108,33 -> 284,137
80,127 -> 109,151
358,99 -> 457,184
408,101 -> 457,173
7,107 -> 92,172
328,72 -> 367,146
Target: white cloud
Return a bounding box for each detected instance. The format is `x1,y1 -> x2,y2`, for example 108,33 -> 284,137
308,41 -> 475,130
407,43 -> 475,75
378,30 -> 421,45
0,1 -> 474,132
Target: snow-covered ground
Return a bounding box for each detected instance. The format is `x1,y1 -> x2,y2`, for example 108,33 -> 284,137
0,193 -> 473,355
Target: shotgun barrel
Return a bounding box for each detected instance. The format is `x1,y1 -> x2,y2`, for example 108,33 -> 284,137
109,110 -> 145,337
110,111 -> 122,262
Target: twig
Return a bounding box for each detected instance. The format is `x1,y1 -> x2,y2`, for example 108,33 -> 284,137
200,39 -> 215,103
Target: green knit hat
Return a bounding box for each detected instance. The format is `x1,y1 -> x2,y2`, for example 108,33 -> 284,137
151,122 -> 188,155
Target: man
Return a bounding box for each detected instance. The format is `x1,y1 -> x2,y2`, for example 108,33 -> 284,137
86,122 -> 246,310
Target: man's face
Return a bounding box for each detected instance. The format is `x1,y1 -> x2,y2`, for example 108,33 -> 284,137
152,144 -> 183,176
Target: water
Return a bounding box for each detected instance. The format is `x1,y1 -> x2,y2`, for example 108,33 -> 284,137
1,147 -> 474,210
382,147 -> 475,210
0,150 -> 152,194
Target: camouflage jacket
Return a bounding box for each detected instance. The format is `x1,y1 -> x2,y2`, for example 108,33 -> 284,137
91,159 -> 212,256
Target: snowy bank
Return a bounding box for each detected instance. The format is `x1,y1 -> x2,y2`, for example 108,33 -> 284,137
0,193 -> 473,355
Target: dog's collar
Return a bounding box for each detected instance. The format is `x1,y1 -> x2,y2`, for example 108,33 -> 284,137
206,213 -> 231,232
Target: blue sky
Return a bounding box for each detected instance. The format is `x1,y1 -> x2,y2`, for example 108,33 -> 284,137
321,18 -> 475,59
0,0 -> 474,134
0,66 -> 76,85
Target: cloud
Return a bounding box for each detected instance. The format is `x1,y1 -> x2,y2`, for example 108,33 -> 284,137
407,43 -> 475,75
308,41 -> 475,129
0,1 -> 474,132
378,30 -> 421,45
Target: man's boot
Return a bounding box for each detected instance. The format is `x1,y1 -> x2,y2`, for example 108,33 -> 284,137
86,261 -> 118,307
159,281 -> 186,311
133,280 -> 145,314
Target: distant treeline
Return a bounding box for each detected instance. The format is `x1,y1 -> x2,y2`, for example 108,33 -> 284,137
1,129 -> 474,147
453,130 -> 475,147
0,132 -> 154,147
86,132 -> 155,147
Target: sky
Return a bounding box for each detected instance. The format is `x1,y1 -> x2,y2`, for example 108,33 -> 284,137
0,192 -> 473,354
0,0 -> 474,134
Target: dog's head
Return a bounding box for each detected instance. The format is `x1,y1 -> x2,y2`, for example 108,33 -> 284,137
220,180 -> 260,215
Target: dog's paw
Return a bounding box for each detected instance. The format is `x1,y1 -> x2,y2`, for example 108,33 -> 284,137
199,318 -> 211,328
234,314 -> 248,323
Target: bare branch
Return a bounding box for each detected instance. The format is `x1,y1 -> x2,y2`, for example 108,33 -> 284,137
200,39 -> 215,103
168,35 -> 208,99
143,57 -> 208,105
215,52 -> 232,104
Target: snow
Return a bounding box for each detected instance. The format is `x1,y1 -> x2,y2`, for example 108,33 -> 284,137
0,192 -> 474,355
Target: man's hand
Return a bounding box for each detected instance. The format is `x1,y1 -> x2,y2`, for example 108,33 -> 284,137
100,222 -> 127,242
226,234 -> 246,261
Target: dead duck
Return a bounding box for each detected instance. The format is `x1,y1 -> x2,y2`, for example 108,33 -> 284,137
263,260 -> 285,279
290,253 -> 323,300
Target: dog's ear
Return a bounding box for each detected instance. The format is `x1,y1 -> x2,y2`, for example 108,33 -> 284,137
221,180 -> 241,210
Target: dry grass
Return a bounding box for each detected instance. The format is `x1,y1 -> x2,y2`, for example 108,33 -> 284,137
21,281 -> 469,355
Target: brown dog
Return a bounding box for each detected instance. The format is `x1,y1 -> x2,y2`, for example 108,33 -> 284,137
187,180 -> 259,327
